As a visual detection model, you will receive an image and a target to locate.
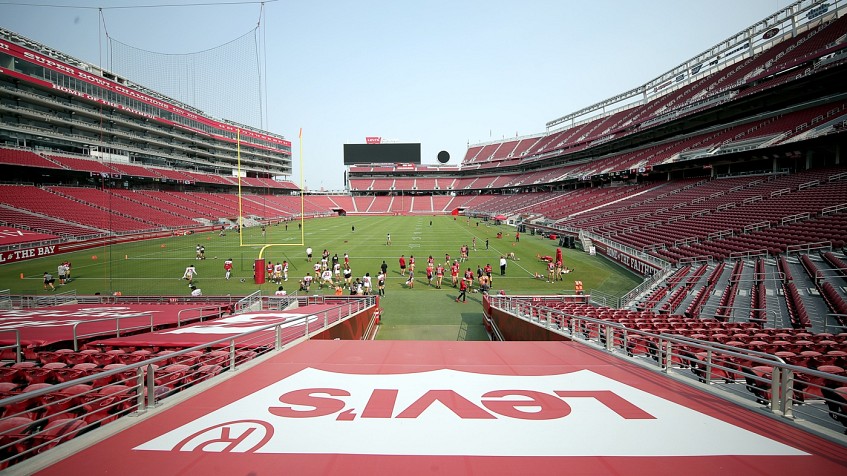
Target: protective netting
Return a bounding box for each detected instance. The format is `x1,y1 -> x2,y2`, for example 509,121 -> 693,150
108,28 -> 262,128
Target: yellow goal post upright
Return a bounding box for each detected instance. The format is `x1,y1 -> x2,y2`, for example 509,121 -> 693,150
236,128 -> 306,284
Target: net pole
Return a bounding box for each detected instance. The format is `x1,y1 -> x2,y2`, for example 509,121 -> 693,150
237,128 -> 244,247
300,127 -> 306,243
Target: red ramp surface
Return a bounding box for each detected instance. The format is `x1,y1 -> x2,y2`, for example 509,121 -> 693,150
89,304 -> 339,349
35,340 -> 847,475
0,226 -> 58,246
0,304 -> 222,348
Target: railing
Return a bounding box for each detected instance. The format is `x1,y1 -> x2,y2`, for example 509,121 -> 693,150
678,255 -> 713,265
0,289 -> 10,310
234,290 -> 263,313
20,290 -> 78,309
587,290 -> 616,308
487,296 -> 847,441
175,305 -> 231,327
743,221 -> 770,233
71,313 -> 156,352
0,296 -> 377,469
0,328 -> 21,363
821,202 -> 847,216
786,241 -> 832,254
621,268 -> 671,307
781,212 -> 810,225
728,249 -> 769,260
824,314 -> 847,334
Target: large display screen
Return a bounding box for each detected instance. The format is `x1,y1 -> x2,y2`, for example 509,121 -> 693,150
343,143 -> 421,165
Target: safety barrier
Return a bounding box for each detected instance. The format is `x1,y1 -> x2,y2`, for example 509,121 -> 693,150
0,295 -> 377,469
486,295 -> 847,442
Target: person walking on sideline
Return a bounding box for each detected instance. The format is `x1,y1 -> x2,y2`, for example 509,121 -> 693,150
456,277 -> 467,302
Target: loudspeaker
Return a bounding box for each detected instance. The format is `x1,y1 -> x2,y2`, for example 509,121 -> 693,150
437,151 -> 450,163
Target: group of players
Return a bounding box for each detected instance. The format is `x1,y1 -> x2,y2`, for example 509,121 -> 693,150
295,248 -> 386,296
397,251 -> 495,298
534,255 -> 571,282
176,232 -> 510,300
42,260 -> 72,291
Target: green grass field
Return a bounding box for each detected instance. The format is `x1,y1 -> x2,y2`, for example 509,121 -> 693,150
1,215 -> 642,340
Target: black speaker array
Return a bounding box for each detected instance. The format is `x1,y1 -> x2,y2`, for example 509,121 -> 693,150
559,236 -> 576,248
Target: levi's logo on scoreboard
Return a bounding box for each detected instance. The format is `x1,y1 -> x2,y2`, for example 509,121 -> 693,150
135,368 -> 806,457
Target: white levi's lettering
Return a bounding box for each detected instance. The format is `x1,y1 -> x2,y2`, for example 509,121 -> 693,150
134,368 -> 807,457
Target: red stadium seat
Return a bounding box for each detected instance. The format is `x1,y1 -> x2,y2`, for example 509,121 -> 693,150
155,364 -> 191,390
0,416 -> 35,467
81,385 -> 137,426
191,364 -> 224,385
30,418 -> 86,454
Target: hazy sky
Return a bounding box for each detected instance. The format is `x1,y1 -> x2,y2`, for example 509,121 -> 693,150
1,0 -> 790,190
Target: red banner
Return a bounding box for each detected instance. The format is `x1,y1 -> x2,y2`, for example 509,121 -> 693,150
0,244 -> 60,264
365,137 -> 382,144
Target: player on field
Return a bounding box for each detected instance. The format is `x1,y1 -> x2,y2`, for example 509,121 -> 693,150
301,273 -> 313,292
464,268 -> 475,292
43,271 -> 55,291
320,269 -> 334,289
456,277 -> 467,303
57,262 -> 67,285
224,258 -> 233,280
182,264 -> 198,284
343,264 -> 353,285
377,270 -> 386,296
362,273 -> 372,295
274,262 -> 283,284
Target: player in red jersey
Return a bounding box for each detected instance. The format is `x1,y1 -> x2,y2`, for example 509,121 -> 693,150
435,263 -> 445,289
451,260 -> 460,287
224,258 -> 233,280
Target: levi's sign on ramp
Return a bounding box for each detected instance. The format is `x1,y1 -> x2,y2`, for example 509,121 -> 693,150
34,341 -> 845,475
135,367 -> 802,457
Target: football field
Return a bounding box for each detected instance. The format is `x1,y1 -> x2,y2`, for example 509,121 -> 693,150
1,215 -> 642,340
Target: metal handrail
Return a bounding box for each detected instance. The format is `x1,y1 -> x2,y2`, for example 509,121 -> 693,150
487,295 -> 847,437
175,305 -> 229,327
0,299 -> 372,412
71,313 -> 155,351
0,327 -> 21,363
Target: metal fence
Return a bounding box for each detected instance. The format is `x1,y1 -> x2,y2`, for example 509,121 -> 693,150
486,295 -> 847,443
0,295 -> 377,469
